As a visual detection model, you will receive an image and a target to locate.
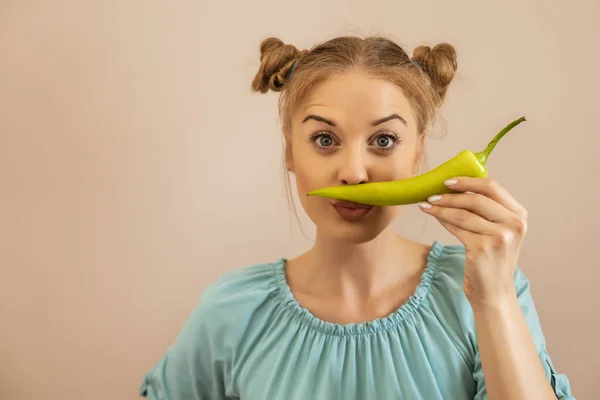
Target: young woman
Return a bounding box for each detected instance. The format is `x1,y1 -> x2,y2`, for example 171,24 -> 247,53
139,35 -> 575,399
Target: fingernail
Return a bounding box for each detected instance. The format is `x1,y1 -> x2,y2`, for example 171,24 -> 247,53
418,202 -> 432,209
428,195 -> 442,202
444,179 -> 457,186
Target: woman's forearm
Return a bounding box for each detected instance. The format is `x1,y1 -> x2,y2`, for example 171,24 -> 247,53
472,294 -> 556,400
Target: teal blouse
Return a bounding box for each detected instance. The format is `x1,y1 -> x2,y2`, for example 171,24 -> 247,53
139,241 -> 574,399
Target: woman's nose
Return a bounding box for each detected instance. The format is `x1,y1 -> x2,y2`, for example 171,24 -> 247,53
337,149 -> 369,185
341,176 -> 367,185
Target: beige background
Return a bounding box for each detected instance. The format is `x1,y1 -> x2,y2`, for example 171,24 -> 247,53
1,1 -> 598,399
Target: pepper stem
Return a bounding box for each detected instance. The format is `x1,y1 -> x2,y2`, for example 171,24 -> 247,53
475,116 -> 527,165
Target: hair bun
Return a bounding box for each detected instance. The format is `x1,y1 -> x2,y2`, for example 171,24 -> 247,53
412,43 -> 458,103
252,37 -> 305,93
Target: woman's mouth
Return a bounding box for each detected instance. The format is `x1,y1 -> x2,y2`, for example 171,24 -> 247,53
331,200 -> 374,222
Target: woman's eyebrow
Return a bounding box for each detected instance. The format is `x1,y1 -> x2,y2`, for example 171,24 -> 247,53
302,115 -> 336,127
301,113 -> 407,127
372,114 -> 407,126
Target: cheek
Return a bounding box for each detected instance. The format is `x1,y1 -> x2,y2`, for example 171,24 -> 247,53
289,145 -> 328,193
372,150 -> 419,182
295,176 -> 310,200
290,148 -> 334,218
294,167 -> 331,225
395,138 -> 423,177
294,162 -> 330,216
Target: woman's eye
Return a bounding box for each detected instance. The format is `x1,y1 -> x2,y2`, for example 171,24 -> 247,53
309,132 -> 339,151
316,135 -> 334,147
374,135 -> 396,148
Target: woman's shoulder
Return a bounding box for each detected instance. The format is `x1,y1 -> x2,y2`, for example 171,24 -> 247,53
139,260 -> 287,398
427,240 -> 469,292
197,258 -> 284,315
427,240 -> 533,299
425,240 -> 539,338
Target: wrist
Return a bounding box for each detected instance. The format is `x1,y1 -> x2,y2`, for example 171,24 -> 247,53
470,290 -> 519,317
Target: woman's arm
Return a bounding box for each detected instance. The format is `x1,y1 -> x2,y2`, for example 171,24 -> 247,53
139,284 -> 232,400
419,176 -> 574,399
473,294 -> 557,400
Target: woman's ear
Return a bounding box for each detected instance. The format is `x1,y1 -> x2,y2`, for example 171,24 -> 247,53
283,128 -> 294,173
412,132 -> 426,175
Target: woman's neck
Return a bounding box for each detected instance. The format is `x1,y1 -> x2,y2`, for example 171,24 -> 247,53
294,228 -> 428,300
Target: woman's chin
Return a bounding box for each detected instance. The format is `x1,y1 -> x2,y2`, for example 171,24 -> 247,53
304,204 -> 400,244
318,219 -> 392,244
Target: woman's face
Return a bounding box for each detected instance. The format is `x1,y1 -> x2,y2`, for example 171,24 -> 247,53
287,70 -> 425,244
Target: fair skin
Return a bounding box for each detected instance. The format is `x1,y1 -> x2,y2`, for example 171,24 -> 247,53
283,70 -> 557,399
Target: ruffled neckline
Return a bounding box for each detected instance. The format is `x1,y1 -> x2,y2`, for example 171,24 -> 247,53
273,240 -> 445,337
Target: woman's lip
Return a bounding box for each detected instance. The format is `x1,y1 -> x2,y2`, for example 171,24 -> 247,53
332,203 -> 373,222
331,200 -> 372,209
331,200 -> 374,222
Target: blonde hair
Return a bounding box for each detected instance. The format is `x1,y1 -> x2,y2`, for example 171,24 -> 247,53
250,35 -> 458,232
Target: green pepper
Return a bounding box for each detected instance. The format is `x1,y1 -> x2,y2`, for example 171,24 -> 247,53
307,116 -> 527,206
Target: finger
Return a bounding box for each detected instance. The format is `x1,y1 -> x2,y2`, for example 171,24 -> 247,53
445,177 -> 527,219
426,192 -> 513,223
418,203 -> 497,235
437,219 -> 476,245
